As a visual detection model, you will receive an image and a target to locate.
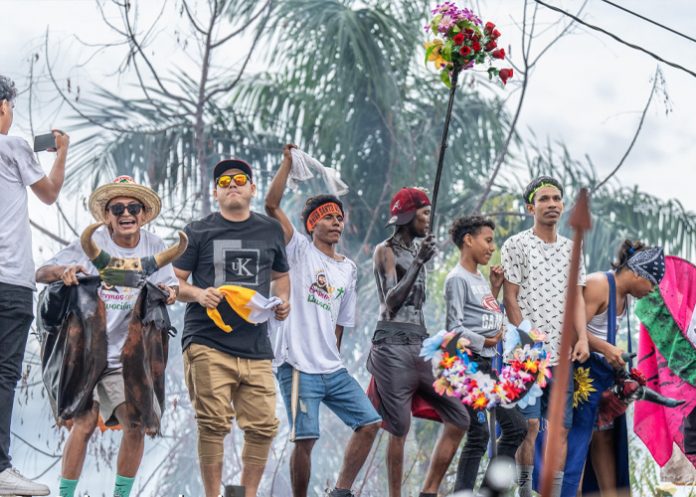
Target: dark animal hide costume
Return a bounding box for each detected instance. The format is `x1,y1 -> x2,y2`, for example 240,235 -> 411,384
38,277 -> 175,436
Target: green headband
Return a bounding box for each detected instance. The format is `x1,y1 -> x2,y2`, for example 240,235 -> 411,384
527,182 -> 561,203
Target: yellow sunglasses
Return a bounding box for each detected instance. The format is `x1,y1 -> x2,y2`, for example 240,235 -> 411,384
216,173 -> 250,188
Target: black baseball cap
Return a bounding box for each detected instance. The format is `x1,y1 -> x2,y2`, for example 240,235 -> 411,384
213,158 -> 253,182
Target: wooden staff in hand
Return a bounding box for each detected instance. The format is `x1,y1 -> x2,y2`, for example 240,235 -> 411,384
429,69 -> 460,229
539,188 -> 591,497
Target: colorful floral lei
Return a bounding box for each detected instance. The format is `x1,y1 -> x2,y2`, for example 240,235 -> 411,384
421,323 -> 551,410
424,2 -> 514,87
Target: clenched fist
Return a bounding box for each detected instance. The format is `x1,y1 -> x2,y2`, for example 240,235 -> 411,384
196,287 -> 223,309
61,264 -> 87,286
274,300 -> 290,321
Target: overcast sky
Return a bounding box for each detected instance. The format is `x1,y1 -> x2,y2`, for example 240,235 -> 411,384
2,0 -> 695,251
2,0 -> 696,492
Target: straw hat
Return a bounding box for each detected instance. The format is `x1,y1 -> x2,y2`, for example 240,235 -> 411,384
88,175 -> 161,224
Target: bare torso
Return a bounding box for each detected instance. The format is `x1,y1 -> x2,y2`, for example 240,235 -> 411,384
372,234 -> 427,339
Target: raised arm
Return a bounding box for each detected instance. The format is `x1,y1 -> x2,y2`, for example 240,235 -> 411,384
264,144 -> 296,244
489,264 -> 504,300
30,130 -> 70,205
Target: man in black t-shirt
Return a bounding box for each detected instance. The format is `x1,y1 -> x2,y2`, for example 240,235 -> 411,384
174,158 -> 290,497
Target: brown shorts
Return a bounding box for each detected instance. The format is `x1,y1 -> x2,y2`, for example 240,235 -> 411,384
367,340 -> 470,436
183,343 -> 279,439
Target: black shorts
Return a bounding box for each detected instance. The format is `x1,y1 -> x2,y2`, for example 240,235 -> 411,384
366,339 -> 470,437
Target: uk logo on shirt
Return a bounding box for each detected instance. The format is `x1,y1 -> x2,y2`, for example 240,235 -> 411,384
213,240 -> 260,287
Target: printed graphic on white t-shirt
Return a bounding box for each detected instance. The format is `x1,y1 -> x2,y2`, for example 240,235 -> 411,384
273,229 -> 357,374
46,226 -> 178,368
307,268 -> 348,318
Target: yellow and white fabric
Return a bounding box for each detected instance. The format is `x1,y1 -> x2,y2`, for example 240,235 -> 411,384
207,284 -> 282,333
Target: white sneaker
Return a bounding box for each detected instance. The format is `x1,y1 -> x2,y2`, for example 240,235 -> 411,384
0,468 -> 50,496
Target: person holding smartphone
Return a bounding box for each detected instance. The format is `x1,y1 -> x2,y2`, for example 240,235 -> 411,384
0,74 -> 70,496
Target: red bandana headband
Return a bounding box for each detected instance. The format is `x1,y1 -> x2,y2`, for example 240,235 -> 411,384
306,202 -> 343,232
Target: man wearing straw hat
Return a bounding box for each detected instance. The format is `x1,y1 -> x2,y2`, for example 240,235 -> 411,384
174,158 -> 290,497
36,175 -> 180,497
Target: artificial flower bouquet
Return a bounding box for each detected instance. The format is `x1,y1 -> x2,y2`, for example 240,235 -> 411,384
420,321 -> 551,410
424,1 -> 514,87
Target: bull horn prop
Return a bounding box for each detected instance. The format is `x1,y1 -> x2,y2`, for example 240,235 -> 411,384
637,385 -> 686,408
80,222 -> 112,270
155,231 -> 188,268
140,231 -> 189,275
80,223 -> 188,283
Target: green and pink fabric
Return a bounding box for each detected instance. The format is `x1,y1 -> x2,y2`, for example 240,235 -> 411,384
634,255 -> 696,469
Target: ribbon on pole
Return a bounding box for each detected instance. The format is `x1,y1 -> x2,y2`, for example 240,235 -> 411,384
539,188 -> 591,497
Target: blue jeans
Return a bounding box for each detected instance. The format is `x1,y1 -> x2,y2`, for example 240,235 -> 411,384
276,363 -> 381,440
0,283 -> 34,472
519,364 -> 576,429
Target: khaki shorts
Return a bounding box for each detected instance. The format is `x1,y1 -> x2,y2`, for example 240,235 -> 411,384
93,368 -> 160,426
183,342 -> 279,438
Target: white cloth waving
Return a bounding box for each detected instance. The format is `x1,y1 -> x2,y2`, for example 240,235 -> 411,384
288,148 -> 349,196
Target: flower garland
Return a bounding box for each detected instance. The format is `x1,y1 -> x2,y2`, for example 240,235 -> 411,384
420,322 -> 551,410
424,2 -> 514,87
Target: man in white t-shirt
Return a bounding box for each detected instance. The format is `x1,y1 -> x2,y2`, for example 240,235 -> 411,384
0,74 -> 70,496
265,145 -> 381,497
501,176 -> 589,497
36,176 -> 179,497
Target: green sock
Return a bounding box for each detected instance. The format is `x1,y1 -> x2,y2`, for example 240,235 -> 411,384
113,474 -> 136,497
59,477 -> 79,497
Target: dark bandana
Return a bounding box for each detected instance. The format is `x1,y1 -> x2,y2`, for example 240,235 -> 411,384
627,246 -> 666,285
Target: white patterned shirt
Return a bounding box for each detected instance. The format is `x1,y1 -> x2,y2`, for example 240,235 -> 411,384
501,228 -> 586,365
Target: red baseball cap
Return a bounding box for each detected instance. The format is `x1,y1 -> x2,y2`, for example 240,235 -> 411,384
386,187 -> 431,226
213,158 -> 253,182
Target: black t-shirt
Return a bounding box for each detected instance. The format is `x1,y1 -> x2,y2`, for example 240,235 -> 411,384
174,211 -> 290,359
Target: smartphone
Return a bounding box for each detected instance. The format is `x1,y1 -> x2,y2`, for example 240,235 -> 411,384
33,132 -> 57,152
223,485 -> 245,497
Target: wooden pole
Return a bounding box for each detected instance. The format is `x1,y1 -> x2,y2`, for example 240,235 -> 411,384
430,69 -> 460,228
539,188 -> 591,496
